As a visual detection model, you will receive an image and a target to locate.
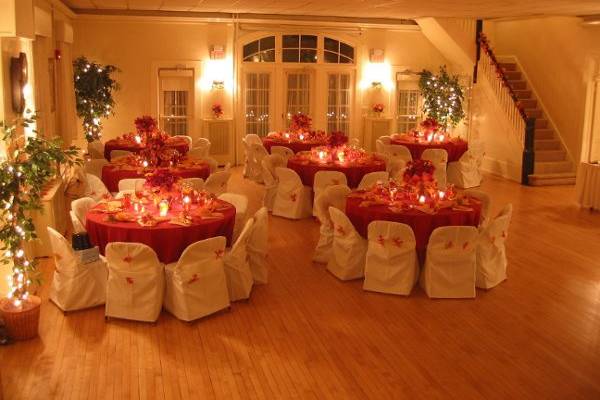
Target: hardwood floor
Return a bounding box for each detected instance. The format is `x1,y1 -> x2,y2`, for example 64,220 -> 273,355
1,168 -> 599,399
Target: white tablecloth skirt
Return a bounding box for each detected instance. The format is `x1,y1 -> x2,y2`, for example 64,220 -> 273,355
576,162 -> 600,210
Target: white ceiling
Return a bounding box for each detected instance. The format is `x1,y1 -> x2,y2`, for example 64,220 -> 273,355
61,0 -> 600,19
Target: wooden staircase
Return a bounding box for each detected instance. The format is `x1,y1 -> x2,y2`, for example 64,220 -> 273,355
499,62 -> 576,186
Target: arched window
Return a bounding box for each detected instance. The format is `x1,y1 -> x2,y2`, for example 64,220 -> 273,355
324,37 -> 354,64
282,35 -> 318,63
243,36 -> 275,62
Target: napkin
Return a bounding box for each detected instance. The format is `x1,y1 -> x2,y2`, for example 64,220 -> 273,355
414,206 -> 437,215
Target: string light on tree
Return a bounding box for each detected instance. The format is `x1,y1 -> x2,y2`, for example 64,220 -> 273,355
418,66 -> 465,131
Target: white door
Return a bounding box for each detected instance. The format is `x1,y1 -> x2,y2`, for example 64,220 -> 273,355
283,69 -> 314,129
326,71 -> 353,135
242,70 -> 274,137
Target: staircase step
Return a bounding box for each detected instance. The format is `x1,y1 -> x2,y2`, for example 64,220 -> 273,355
535,150 -> 566,162
535,128 -> 554,140
528,172 -> 576,186
510,81 -> 527,90
535,119 -> 548,129
525,108 -> 543,118
505,71 -> 522,80
519,99 -> 537,108
534,160 -> 572,174
534,138 -> 560,150
514,90 -> 532,99
500,62 -> 517,71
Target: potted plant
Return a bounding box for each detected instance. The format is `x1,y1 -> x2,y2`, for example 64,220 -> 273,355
211,103 -> 223,119
372,103 -> 384,117
0,114 -> 81,340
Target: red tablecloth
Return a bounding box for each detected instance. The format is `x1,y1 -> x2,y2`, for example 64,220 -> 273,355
287,156 -> 386,188
104,137 -> 189,161
262,136 -> 348,154
346,196 -> 481,262
86,200 -> 235,264
101,160 -> 210,192
390,138 -> 468,162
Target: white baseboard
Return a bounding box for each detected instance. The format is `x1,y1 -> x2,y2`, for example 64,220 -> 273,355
482,156 -> 521,182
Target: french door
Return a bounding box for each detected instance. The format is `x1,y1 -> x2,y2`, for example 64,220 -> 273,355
243,70 -> 273,137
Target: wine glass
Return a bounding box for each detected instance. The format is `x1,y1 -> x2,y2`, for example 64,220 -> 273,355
134,180 -> 144,200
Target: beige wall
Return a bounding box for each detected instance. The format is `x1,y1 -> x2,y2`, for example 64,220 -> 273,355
487,17 -> 600,162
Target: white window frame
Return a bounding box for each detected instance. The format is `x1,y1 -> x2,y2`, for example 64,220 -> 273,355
395,73 -> 422,133
326,71 -> 352,134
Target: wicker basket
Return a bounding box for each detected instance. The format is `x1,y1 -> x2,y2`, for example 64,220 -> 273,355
0,295 -> 41,340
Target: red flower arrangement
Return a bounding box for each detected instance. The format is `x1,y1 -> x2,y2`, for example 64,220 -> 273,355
135,115 -> 158,134
328,131 -> 347,147
212,103 -> 223,118
290,113 -> 312,132
372,103 -> 384,113
137,125 -> 182,167
420,118 -> 440,133
403,159 -> 436,185
144,168 -> 180,191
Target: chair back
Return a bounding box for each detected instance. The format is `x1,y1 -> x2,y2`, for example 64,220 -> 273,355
182,177 -> 204,191
270,146 -> 294,161
388,158 -> 407,180
195,137 -> 211,152
245,134 -> 263,146
118,178 -> 146,192
262,154 -> 285,184
88,140 -> 105,159
85,174 -> 110,200
427,226 -> 478,265
84,159 -> 108,178
47,227 -> 77,272
248,207 -> 269,283
205,171 -> 231,196
348,138 -> 360,147
358,171 -> 390,190
497,203 -> 513,219
315,184 -> 351,225
329,207 -> 361,242
106,242 -> 161,273
275,167 -> 302,190
172,236 -> 226,284
251,143 -> 269,166
187,148 -> 207,159
71,197 -> 96,226
463,189 -> 491,225
368,220 -> 416,257
70,210 -> 86,233
110,150 -> 133,160
422,148 -> 448,166
378,135 -> 391,145
314,171 -> 347,197
387,144 -> 413,162
172,135 -> 193,148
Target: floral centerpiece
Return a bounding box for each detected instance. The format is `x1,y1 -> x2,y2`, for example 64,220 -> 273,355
403,159 -> 436,185
212,103 -> 223,119
404,118 -> 449,143
135,115 -> 157,135
310,144 -> 371,164
144,168 -> 181,192
372,103 -> 384,116
290,113 -> 312,132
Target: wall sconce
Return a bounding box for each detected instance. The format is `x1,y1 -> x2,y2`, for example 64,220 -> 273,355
10,52 -> 28,114
210,45 -> 225,90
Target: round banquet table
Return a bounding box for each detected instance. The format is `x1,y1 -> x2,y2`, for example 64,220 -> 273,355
390,138 -> 468,162
287,156 -> 387,188
262,136 -> 348,154
346,196 -> 481,263
86,200 -> 235,264
101,160 -> 210,192
104,137 -> 189,161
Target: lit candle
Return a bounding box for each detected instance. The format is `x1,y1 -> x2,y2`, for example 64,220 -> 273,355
418,195 -> 426,204
318,151 -> 327,162
142,160 -> 149,168
427,133 -> 434,142
299,134 -> 304,140
133,202 -> 140,213
134,135 -> 142,144
438,134 -> 445,142
337,151 -> 345,163
439,191 -> 446,200
284,133 -> 290,140
183,195 -> 191,212
159,200 -> 169,217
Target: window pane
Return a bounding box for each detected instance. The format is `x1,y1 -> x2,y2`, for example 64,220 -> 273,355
245,72 -> 270,137
261,49 -> 275,62
283,49 -> 299,62
243,40 -> 259,59
324,37 -> 338,52
300,49 -> 317,63
324,51 -> 338,63
340,56 -> 352,64
301,35 -> 317,49
340,42 -> 354,60
260,36 -> 275,50
327,73 -> 351,134
283,35 -> 299,48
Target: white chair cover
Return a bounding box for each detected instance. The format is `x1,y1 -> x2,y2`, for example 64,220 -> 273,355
245,134 -> 263,146
71,197 -> 96,229
250,143 -> 269,184
110,150 -> 133,160
182,177 -> 205,191
327,207 -> 367,280
261,154 -> 285,211
247,207 -> 269,284
375,140 -> 388,154
105,242 -> 165,322
115,189 -> 135,199
164,236 -> 230,321
272,167 -> 313,219
85,174 -> 110,201
420,226 -> 478,298
313,185 -> 351,263
378,135 -> 391,145
204,157 -> 219,173
476,204 -> 512,289
447,149 -> 483,189
422,148 -> 448,189
218,193 -> 248,241
84,158 -> 108,178
363,221 -> 418,295
348,138 -> 360,147
172,134 -> 193,148
387,144 -> 413,163
118,178 -> 146,192
357,171 -> 390,190
270,146 -> 294,162
47,227 -> 107,311
313,171 -> 347,216
205,170 -> 231,196
70,210 -> 86,233
187,148 -> 207,159
88,140 -> 105,159
388,158 -> 407,180
463,189 -> 491,227
242,139 -> 258,180
223,219 -> 255,301
193,137 -> 211,158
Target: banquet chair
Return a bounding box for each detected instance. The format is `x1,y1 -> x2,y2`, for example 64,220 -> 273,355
363,221 -> 419,296
193,137 -> 211,156
182,178 -> 205,191
463,189 -> 491,227
203,157 -> 219,173
118,178 -> 146,192
85,173 -> 110,201
272,167 -> 313,219
358,171 -> 390,190
388,158 -> 408,180
164,236 -> 230,322
270,145 -> 294,162
70,211 -> 86,233
223,219 -> 255,301
476,204 -> 512,289
378,135 -> 392,146
115,190 -> 135,199
244,134 -> 263,146
447,149 -> 483,189
250,143 -> 270,184
422,148 -> 448,189
105,242 -> 165,322
223,162 -> 231,172
242,138 -> 254,179
110,150 -> 133,160
47,227 -> 107,312
327,207 -> 368,280
172,135 -> 193,148
205,170 -> 231,196
84,158 -> 108,178
387,144 -> 413,163
313,185 -> 352,264
348,138 -> 360,147
88,140 -> 105,159
261,154 -> 286,211
375,139 -> 389,154
187,147 -> 207,159
247,207 -> 269,284
71,197 -> 97,232
313,171 -> 348,216
218,193 -> 249,242
420,226 -> 479,298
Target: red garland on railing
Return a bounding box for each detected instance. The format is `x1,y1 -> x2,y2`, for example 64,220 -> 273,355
478,33 -> 527,120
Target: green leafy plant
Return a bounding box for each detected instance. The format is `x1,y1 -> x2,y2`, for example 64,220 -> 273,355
0,114 -> 81,308
73,56 -> 120,142
419,66 -> 465,130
